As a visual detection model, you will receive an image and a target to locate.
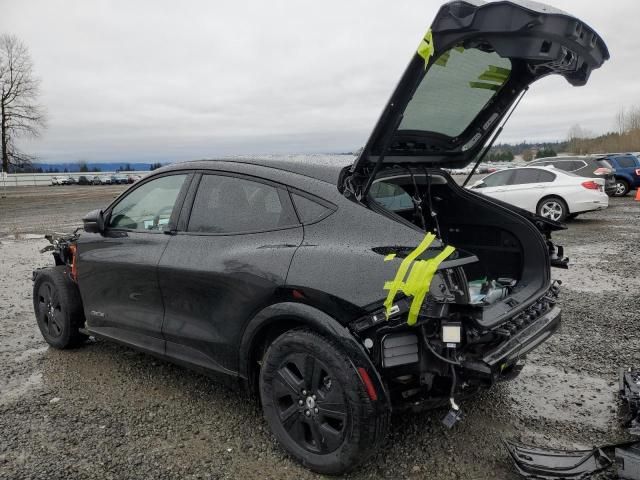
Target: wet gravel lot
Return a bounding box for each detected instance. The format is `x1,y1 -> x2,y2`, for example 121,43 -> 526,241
1,184 -> 639,479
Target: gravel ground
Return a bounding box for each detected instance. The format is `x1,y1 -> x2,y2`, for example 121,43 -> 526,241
1,184 -> 639,479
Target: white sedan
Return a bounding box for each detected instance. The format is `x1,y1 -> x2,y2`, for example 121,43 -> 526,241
468,166 -> 608,221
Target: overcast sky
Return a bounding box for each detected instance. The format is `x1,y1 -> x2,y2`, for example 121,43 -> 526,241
3,0 -> 639,163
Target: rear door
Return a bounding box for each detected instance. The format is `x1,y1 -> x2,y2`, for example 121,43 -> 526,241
158,172 -> 303,375
77,172 -> 191,353
499,169 -> 557,213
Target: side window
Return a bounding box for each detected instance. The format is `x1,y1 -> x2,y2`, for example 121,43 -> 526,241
187,174 -> 297,234
369,181 -> 413,210
482,170 -> 512,187
538,170 -> 556,182
615,156 -> 637,168
291,194 -> 332,224
109,174 -> 187,231
512,168 -> 554,185
550,161 -> 572,172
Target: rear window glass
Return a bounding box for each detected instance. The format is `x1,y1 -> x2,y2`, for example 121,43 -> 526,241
598,159 -> 613,169
369,181 -> 414,210
399,47 -> 512,137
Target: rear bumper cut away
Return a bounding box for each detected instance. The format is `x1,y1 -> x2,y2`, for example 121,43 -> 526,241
463,305 -> 561,381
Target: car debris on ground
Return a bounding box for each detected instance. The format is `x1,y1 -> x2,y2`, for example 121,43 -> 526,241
505,367 -> 640,479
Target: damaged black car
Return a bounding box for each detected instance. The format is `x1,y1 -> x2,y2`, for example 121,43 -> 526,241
32,0 -> 609,474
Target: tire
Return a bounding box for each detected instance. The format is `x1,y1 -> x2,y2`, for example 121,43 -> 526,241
33,267 -> 87,349
537,196 -> 568,222
614,179 -> 630,197
259,329 -> 389,475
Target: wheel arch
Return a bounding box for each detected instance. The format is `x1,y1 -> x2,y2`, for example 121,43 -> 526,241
238,302 -> 390,411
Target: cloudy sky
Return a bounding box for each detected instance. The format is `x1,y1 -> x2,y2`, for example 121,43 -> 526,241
3,0 -> 639,163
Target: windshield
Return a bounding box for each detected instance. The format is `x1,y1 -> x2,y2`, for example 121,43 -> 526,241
399,47 -> 512,137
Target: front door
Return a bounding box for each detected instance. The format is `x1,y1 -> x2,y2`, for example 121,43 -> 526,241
77,172 -> 191,353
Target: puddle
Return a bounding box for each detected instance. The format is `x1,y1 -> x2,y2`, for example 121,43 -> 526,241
506,364 -> 615,431
0,371 -> 43,405
12,345 -> 48,363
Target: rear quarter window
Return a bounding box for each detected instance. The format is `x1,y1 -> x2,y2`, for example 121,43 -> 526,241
291,194 -> 332,224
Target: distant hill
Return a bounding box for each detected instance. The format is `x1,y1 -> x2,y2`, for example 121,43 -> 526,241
11,162 -> 155,173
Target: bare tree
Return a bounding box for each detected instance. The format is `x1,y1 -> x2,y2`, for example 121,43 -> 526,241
0,34 -> 46,173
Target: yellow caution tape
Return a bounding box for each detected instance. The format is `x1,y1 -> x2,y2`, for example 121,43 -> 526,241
403,246 -> 456,325
417,29 -> 435,69
383,233 -> 456,325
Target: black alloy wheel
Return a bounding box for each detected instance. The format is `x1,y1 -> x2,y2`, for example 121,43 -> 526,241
33,267 -> 86,349
271,352 -> 347,455
259,329 -> 388,475
37,280 -> 64,339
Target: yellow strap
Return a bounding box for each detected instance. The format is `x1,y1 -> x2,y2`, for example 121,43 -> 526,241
383,233 -> 435,317
417,29 -> 435,69
384,253 -> 396,262
404,246 -> 456,325
382,233 -> 455,325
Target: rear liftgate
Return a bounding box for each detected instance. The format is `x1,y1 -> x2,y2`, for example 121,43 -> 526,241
345,0 -> 608,426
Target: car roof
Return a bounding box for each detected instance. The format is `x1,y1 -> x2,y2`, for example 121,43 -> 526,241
174,156 -> 354,185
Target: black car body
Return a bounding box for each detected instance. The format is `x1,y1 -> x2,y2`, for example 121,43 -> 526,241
33,0 -> 608,474
529,156 -> 617,196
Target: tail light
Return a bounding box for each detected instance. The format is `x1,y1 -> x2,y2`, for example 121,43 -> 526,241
581,180 -> 600,190
593,167 -> 611,176
635,168 -> 640,176
68,244 -> 78,282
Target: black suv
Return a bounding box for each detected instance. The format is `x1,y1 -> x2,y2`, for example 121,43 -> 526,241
32,1 -> 608,474
529,156 -> 617,196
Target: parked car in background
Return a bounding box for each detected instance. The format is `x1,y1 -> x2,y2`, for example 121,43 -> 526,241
50,176 -> 67,186
528,156 -> 617,196
110,175 -> 128,185
595,153 -> 640,196
469,166 -> 608,221
91,175 -> 111,185
127,174 -> 142,183
66,176 -> 77,185
77,176 -> 91,185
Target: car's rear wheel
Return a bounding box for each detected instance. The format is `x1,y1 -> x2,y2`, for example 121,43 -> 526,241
259,329 -> 388,475
614,179 -> 630,196
33,267 -> 87,349
537,196 -> 568,222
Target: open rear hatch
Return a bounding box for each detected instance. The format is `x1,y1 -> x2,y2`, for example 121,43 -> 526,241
339,0 -> 609,199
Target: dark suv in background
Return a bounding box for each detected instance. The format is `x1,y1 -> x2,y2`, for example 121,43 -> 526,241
596,153 -> 640,196
529,156 -> 617,196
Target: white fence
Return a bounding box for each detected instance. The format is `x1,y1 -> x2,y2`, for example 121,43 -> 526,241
0,171 -> 149,187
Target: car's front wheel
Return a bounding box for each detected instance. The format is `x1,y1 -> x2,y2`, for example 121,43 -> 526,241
614,179 -> 630,196
537,196 -> 568,222
259,329 -> 388,475
33,267 -> 87,349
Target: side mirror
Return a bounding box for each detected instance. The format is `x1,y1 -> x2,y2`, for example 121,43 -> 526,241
470,180 -> 485,189
83,209 -> 105,233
